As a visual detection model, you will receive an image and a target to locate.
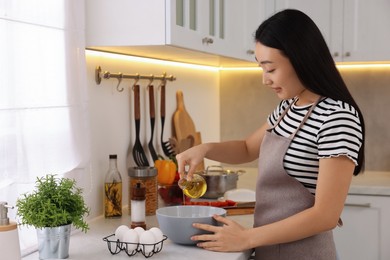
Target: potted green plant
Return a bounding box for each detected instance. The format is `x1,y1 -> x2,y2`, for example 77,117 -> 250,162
16,174 -> 90,259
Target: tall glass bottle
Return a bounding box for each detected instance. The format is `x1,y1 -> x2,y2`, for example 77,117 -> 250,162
104,154 -> 122,218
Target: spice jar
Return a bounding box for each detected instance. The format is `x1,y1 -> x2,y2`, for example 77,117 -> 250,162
131,182 -> 146,229
128,167 -> 157,216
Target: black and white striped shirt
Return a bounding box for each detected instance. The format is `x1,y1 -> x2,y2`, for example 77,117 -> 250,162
267,97 -> 363,194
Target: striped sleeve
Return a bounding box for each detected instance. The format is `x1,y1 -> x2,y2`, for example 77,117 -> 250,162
317,102 -> 363,165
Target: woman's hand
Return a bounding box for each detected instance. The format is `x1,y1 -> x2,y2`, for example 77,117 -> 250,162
191,214 -> 250,252
176,144 -> 207,180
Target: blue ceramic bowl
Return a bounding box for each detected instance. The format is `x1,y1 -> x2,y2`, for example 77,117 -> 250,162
156,205 -> 226,245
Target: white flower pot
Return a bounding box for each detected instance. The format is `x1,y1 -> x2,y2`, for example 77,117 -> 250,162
36,224 -> 71,259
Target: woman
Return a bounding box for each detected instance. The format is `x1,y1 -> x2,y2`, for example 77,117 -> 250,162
176,9 -> 365,260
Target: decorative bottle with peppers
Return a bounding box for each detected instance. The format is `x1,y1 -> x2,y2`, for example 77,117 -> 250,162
155,158 -> 177,185
104,154 -> 122,218
155,158 -> 184,206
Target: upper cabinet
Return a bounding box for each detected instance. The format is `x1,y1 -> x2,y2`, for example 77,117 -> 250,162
273,0 -> 390,62
168,0 -> 246,60
86,0 -> 166,47
338,0 -> 390,62
86,0 -> 262,66
86,0 -> 390,65
241,0 -> 275,62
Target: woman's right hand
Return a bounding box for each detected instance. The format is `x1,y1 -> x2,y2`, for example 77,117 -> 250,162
176,143 -> 208,181
176,122 -> 268,180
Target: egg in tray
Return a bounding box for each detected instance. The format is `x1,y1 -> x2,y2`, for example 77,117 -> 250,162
103,225 -> 167,258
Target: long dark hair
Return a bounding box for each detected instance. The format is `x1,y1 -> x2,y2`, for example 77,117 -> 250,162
255,9 -> 365,175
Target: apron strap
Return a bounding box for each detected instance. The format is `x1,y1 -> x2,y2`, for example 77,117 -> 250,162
290,96 -> 323,140
269,97 -> 297,131
269,96 -> 323,140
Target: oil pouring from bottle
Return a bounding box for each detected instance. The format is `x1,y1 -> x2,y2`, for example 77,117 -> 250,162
104,154 -> 122,218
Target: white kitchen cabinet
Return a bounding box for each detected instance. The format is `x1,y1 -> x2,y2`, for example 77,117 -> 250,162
241,0 -> 275,62
170,0 -> 277,62
273,0 -> 333,51
333,194 -> 390,260
86,0 -> 260,65
168,0 -> 242,58
338,0 -> 390,62
272,0 -> 390,62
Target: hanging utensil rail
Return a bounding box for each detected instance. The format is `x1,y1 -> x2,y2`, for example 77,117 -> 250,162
95,66 -> 176,92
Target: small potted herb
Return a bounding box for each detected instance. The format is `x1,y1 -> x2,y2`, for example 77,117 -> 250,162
16,174 -> 90,259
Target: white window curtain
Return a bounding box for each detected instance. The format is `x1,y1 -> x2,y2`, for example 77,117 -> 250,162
0,0 -> 89,253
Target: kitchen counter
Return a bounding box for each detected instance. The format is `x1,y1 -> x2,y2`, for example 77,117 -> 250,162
232,167 -> 390,196
22,211 -> 254,260
348,171 -> 390,196
22,170 -> 390,259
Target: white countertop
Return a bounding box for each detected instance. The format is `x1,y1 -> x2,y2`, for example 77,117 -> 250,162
348,171 -> 390,196
232,167 -> 390,197
22,169 -> 390,259
22,212 -> 254,260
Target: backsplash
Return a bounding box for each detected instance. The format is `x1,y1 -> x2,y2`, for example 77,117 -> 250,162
220,66 -> 390,172
85,51 -> 220,217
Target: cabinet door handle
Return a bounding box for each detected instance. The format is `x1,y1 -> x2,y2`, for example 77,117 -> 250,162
344,203 -> 371,208
202,37 -> 214,45
344,51 -> 351,57
333,52 -> 339,57
246,50 -> 255,55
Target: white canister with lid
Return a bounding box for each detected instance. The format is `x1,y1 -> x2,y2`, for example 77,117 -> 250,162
0,201 -> 21,260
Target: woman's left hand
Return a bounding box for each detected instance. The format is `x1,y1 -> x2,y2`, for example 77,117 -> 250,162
191,214 -> 249,252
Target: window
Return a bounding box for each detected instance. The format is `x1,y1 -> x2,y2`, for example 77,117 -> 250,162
0,0 -> 88,254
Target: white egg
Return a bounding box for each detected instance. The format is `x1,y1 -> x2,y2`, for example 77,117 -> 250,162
114,225 -> 129,242
133,226 -> 145,237
122,229 -> 139,252
149,227 -> 164,251
139,230 -> 157,255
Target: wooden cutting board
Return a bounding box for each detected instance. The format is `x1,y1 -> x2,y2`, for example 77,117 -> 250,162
226,207 -> 255,216
173,90 -> 196,142
173,90 -> 204,171
193,131 -> 204,171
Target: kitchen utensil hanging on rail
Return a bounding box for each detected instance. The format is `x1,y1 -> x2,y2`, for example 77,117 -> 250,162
132,84 -> 150,167
94,67 -> 177,167
148,84 -> 158,162
94,66 -> 176,91
160,82 -> 175,157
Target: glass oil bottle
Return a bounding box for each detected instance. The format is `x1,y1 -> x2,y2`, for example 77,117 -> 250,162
104,154 -> 122,218
178,174 -> 207,199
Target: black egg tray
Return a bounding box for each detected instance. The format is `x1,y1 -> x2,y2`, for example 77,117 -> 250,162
103,234 -> 168,258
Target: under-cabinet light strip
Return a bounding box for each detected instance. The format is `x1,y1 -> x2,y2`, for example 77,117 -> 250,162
86,50 -> 219,72
336,63 -> 390,69
86,50 -> 390,71
220,63 -> 390,71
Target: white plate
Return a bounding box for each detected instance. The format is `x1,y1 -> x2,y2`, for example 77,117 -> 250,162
223,189 -> 255,203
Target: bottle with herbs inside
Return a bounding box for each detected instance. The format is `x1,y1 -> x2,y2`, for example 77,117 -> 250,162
104,154 -> 122,218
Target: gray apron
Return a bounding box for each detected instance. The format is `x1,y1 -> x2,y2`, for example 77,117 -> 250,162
253,97 -> 337,260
